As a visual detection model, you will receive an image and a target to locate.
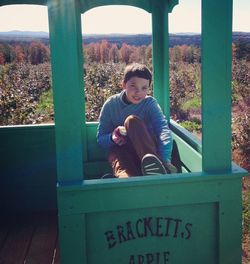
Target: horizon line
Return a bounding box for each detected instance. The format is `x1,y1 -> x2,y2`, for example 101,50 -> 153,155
0,30 -> 250,35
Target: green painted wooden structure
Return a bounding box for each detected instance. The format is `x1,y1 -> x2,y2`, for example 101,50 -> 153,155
0,0 -> 249,263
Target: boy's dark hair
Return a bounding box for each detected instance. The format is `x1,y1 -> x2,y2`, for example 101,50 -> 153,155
123,63 -> 152,85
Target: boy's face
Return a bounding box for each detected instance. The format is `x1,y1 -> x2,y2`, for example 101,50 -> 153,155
123,77 -> 150,104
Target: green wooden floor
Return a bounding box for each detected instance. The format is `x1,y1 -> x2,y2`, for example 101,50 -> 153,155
0,212 -> 59,264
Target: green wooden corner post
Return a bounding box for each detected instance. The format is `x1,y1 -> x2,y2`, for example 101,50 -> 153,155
48,1 -> 87,263
151,0 -> 170,120
201,0 -> 233,172
48,0 -> 86,183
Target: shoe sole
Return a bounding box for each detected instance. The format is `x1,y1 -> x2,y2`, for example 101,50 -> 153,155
141,154 -> 167,175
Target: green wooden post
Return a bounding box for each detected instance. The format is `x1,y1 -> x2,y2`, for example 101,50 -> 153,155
201,0 -> 233,172
151,0 -> 170,120
48,0 -> 86,183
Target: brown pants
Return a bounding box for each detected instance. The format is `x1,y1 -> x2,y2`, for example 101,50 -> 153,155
108,115 -> 159,178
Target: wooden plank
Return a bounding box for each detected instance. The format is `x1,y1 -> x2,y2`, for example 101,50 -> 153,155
0,216 -> 34,264
25,213 -> 58,264
172,133 -> 202,172
57,174 -> 242,215
0,223 -> 9,251
52,238 -> 60,264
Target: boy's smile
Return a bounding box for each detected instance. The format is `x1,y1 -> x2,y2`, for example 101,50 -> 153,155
123,77 -> 150,104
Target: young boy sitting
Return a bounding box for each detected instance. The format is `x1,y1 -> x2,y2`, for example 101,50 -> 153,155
97,63 -> 177,178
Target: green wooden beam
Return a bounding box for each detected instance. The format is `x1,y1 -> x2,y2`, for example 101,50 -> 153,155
0,0 -> 46,6
48,0 -> 86,183
201,0 -> 233,172
57,174 -> 243,215
80,0 -> 151,13
152,0 -> 170,120
172,133 -> 202,172
168,0 -> 179,13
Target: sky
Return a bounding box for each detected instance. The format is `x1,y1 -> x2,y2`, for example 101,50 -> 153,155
0,0 -> 249,34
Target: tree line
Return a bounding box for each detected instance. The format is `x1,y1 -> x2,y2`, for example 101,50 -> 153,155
1,38 -> 249,66
0,40 -> 201,65
0,41 -> 50,65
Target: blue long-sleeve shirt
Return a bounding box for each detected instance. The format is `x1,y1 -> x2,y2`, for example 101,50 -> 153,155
97,90 -> 173,162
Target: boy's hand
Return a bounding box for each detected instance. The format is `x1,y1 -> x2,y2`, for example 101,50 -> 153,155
112,128 -> 127,146
163,162 -> 177,174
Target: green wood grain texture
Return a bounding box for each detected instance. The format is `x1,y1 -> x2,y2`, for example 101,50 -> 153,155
85,203 -> 217,264
0,0 -> 179,13
48,0 -> 86,183
219,199 -> 242,264
57,173 -> 244,215
56,175 -> 243,264
80,0 -> 151,13
58,214 -> 86,264
170,120 -> 202,154
172,133 -> 202,172
0,0 -> 46,6
0,125 -> 57,212
86,122 -> 108,161
201,0 -> 233,172
152,0 -> 170,120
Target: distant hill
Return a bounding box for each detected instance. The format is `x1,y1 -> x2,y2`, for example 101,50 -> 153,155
0,30 -> 49,38
83,33 -> 152,47
0,30 -> 250,47
0,31 -> 50,45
